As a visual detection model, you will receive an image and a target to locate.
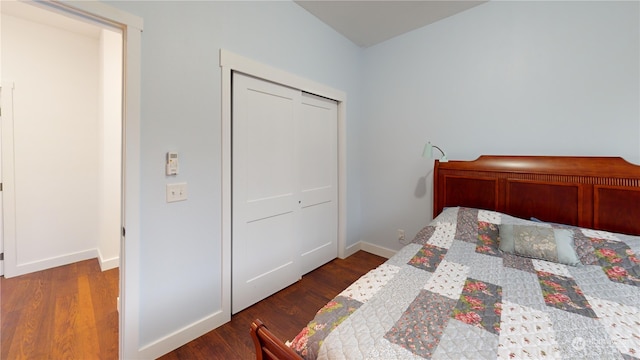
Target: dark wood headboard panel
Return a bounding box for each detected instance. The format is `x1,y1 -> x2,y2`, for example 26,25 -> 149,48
434,156 -> 640,236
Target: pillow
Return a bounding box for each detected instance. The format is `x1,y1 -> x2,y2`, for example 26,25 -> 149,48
499,224 -> 581,266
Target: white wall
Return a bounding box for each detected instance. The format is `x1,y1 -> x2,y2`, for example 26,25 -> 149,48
359,1 -> 640,251
108,1 -> 362,355
98,28 -> 122,270
2,13 -> 101,273
1,8 -> 121,275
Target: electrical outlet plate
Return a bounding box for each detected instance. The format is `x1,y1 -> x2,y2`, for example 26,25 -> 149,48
166,183 -> 188,202
398,229 -> 405,242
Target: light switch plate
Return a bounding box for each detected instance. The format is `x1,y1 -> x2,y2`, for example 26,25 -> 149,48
166,182 -> 187,202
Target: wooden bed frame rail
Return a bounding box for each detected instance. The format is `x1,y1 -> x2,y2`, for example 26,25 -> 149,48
434,156 -> 640,236
251,319 -> 302,360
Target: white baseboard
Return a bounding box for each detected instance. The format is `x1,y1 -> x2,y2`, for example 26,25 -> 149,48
7,249 -> 97,278
97,249 -> 119,271
343,240 -> 396,259
138,310 -> 230,359
343,241 -> 361,258
359,241 -> 396,259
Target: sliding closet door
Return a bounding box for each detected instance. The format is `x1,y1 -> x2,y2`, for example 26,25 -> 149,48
298,93 -> 337,275
232,73 -> 301,313
232,73 -> 338,313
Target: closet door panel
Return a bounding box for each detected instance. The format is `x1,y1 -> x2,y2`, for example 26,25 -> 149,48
244,214 -> 295,284
298,92 -> 338,275
232,73 -> 300,313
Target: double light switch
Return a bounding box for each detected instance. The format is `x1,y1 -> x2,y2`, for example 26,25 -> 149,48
166,183 -> 187,202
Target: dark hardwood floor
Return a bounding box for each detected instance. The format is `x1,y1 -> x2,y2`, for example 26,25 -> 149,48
0,250 -> 385,359
160,250 -> 386,359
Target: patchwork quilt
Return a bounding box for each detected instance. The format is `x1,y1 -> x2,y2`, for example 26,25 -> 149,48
290,207 -> 640,359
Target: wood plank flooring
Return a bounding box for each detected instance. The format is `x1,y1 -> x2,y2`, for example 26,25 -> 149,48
0,250 -> 385,359
1,259 -> 119,359
160,250 -> 386,360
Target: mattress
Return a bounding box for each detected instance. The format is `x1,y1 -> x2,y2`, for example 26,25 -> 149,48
289,207 -> 640,359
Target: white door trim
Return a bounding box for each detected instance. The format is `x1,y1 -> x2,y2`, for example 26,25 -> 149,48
25,1 -> 143,359
219,49 -> 348,318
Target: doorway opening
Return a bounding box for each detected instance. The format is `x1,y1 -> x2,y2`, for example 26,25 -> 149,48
0,1 -> 142,358
1,0 -> 122,278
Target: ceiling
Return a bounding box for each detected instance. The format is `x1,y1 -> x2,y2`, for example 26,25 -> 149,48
1,0 -> 102,38
295,0 -> 487,48
2,0 -> 486,48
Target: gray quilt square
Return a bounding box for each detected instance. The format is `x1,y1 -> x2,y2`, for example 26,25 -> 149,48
445,240 -> 503,286
455,207 -> 479,243
570,265 -> 640,308
412,225 -> 436,245
366,265 -> 435,330
384,290 -> 458,358
386,243 -> 423,267
618,233 -> 640,257
466,253 -> 504,287
442,240 -> 477,264
433,319 -> 499,359
502,252 -> 536,273
501,267 -> 547,311
546,307 -> 622,360
408,244 -> 447,272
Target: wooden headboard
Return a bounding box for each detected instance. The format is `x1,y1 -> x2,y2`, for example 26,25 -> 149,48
433,156 -> 640,236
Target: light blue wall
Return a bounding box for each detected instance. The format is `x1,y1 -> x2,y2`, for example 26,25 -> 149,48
109,0 -> 363,349
359,1 -> 639,252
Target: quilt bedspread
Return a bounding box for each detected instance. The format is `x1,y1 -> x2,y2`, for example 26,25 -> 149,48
290,207 -> 640,359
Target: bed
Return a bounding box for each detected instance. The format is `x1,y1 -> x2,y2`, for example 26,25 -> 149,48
253,156 -> 640,359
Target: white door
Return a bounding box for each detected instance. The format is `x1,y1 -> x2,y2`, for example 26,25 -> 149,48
299,93 -> 337,275
232,73 -> 302,313
232,74 -> 339,312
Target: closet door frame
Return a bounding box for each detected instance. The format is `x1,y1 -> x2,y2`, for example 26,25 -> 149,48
219,49 -> 348,319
